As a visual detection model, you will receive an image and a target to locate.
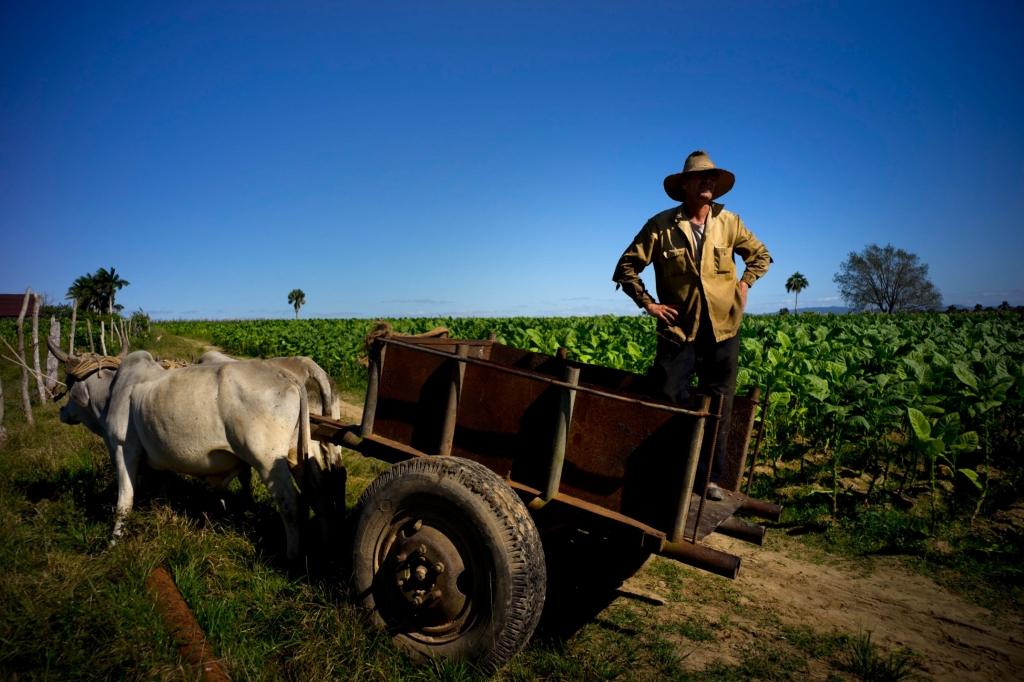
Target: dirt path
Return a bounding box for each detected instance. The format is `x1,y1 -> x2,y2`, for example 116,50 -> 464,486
627,531 -> 1024,681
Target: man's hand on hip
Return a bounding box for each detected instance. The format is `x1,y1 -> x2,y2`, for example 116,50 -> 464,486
740,281 -> 749,310
644,302 -> 680,325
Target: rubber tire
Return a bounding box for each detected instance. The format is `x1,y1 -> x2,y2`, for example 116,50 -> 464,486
347,457 -> 546,674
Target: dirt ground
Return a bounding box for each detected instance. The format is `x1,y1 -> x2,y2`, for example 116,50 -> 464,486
627,531 -> 1024,681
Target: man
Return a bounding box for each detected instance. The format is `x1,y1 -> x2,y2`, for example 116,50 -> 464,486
613,150 -> 771,500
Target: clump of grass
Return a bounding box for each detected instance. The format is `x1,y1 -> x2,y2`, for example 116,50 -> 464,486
841,629 -> 918,682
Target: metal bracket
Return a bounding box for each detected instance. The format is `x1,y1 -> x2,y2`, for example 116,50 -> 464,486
438,344 -> 469,456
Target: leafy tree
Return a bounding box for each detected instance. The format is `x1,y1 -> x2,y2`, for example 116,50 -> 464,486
833,244 -> 941,312
785,272 -> 809,314
67,267 -> 130,313
66,273 -> 102,312
288,289 -> 306,320
998,301 -> 1011,311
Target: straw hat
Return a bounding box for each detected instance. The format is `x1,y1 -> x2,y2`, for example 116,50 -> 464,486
663,150 -> 736,202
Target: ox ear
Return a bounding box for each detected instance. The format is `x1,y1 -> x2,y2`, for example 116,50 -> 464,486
47,335 -> 69,362
70,380 -> 90,407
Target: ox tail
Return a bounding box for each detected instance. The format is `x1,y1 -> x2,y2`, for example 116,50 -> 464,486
286,370 -> 334,544
296,376 -> 313,471
309,365 -> 335,420
279,371 -> 313,478
308,364 -> 343,469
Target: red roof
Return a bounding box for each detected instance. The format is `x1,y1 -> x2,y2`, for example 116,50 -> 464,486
0,294 -> 31,318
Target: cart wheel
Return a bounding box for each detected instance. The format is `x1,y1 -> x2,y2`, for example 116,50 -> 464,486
347,457 -> 546,673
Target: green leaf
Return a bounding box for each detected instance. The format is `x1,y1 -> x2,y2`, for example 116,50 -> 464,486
933,413 -> 961,446
950,431 -> 980,455
907,408 -> 931,440
952,363 -> 978,390
923,438 -> 946,456
957,468 -> 983,490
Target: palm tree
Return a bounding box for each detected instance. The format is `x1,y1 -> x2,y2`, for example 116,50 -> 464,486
93,267 -> 130,314
288,289 -> 306,320
786,272 -> 809,314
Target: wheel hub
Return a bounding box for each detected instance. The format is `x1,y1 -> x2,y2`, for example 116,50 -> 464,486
387,520 -> 467,627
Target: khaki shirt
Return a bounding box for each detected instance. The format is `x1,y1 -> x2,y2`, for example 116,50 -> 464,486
613,202 -> 771,344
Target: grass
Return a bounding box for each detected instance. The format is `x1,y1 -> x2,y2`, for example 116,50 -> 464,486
0,330 -> 932,680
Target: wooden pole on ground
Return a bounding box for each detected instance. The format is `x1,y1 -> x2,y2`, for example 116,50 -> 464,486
46,316 -> 60,397
31,293 -> 47,403
86,319 -> 95,353
15,288 -> 34,426
145,567 -> 231,682
100,320 -> 107,356
69,298 -> 77,354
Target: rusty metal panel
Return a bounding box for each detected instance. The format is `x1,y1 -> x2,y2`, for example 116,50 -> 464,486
560,390 -> 694,534
374,343 -> 450,454
720,392 -> 758,492
448,361 -> 560,485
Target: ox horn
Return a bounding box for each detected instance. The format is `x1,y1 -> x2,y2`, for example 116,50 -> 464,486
47,334 -> 70,362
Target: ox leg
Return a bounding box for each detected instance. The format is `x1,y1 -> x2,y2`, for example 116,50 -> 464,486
218,463 -> 253,512
257,459 -> 303,574
239,463 -> 253,506
111,444 -> 140,545
303,456 -> 332,544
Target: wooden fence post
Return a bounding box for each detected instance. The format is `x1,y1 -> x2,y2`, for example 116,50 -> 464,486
69,298 -> 77,354
15,288 -> 34,426
86,319 -> 95,353
100,320 -> 107,356
47,316 -> 60,397
32,293 -> 47,403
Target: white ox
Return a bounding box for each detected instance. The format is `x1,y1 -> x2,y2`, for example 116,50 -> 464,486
48,338 -> 316,568
198,351 -> 342,469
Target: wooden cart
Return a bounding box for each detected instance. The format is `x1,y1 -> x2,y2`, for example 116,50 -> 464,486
310,332 -> 781,673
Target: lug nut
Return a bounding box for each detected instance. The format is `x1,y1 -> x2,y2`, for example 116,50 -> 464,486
413,595 -> 423,605
395,552 -> 408,564
416,544 -> 427,556
397,578 -> 405,587
427,589 -> 442,602
433,562 -> 445,574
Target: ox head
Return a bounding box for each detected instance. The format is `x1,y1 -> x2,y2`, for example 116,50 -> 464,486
47,335 -> 126,436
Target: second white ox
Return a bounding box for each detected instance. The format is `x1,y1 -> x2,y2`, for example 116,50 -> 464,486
48,338 -> 316,566
198,350 -> 342,468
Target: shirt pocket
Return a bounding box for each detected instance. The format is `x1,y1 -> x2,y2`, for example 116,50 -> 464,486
714,246 -> 734,274
662,247 -> 693,273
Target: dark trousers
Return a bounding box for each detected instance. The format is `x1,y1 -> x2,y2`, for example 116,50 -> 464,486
647,310 -> 740,485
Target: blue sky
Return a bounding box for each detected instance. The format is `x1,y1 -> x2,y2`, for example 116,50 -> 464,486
2,1 -> 1022,318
